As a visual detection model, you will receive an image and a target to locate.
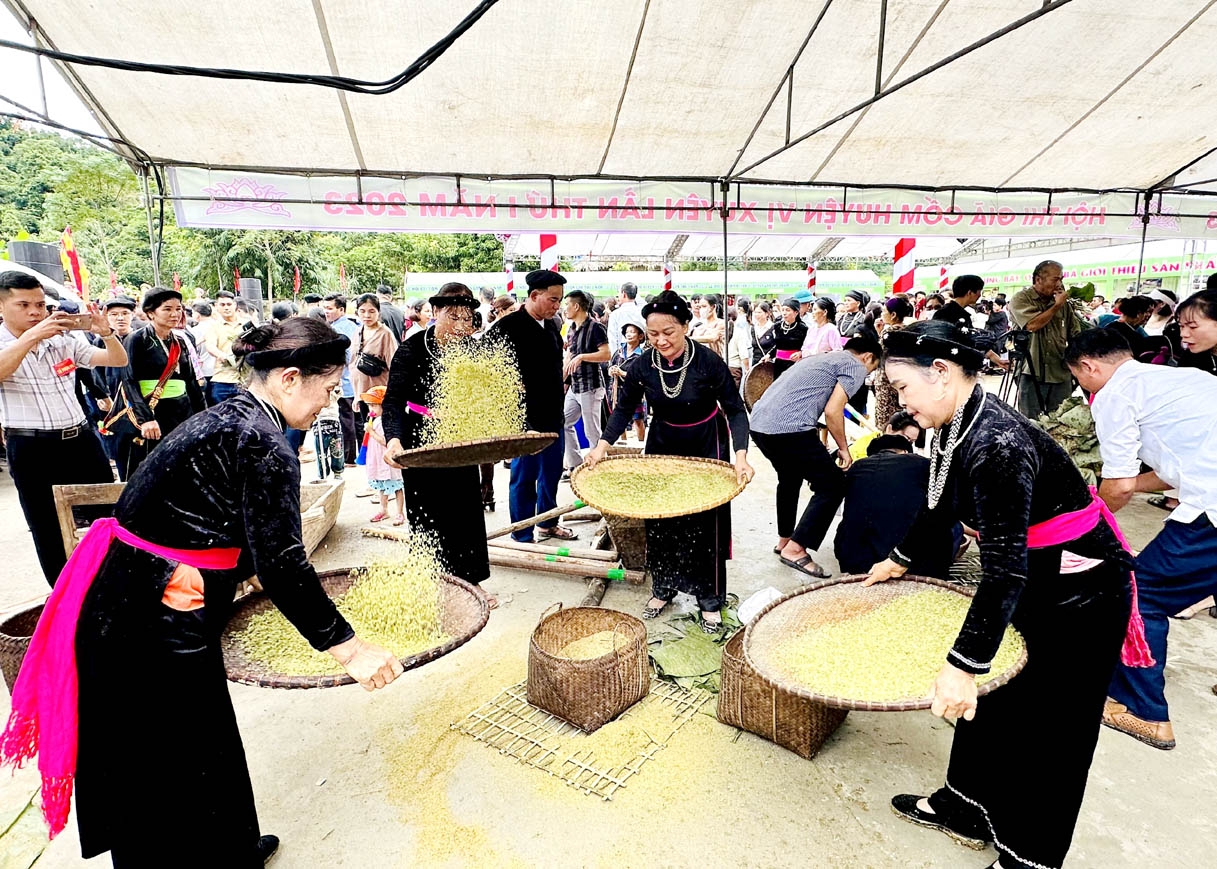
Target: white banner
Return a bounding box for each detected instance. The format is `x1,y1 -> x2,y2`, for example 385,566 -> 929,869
167,168 -> 1217,239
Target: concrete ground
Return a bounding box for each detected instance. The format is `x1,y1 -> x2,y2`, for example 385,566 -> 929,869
1,431 -> 1215,868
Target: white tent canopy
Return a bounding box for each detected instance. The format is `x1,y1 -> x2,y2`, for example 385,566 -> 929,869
3,0 -> 1216,194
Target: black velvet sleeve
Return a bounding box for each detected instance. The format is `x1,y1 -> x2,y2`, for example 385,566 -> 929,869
121,331 -> 155,425
601,358 -> 646,445
713,354 -> 749,453
381,339 -> 413,445
946,439 -> 1036,675
240,431 -> 354,651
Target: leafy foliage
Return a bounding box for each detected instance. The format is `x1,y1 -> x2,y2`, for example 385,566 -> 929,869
0,119 -> 504,297
1034,395 -> 1102,485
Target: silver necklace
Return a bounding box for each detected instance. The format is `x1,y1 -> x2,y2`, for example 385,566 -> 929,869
778,318 -> 798,334
927,388 -> 985,509
654,341 -> 696,398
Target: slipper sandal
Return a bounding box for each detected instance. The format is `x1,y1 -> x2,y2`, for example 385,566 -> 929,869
1147,495 -> 1176,511
369,512 -> 389,523
889,795 -> 991,850
392,515 -> 406,527
701,615 -> 723,634
642,601 -> 670,619
539,525 -> 578,541
780,554 -> 831,579
773,545 -> 783,555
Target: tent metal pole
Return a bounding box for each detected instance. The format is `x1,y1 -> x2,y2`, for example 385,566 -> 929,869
720,181 -> 730,297
140,168 -> 162,286
874,0 -> 888,96
27,18 -> 48,117
1134,190 -> 1151,295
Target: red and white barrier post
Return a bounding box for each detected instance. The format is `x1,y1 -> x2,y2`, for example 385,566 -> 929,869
939,265 -> 949,293
893,238 -> 916,294
540,234 -> 559,272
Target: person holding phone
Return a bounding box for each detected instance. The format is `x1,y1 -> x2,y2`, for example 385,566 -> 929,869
0,271 -> 127,585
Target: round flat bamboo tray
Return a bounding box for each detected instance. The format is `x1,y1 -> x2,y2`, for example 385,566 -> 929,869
388,431 -> 557,469
570,454 -> 747,520
743,575 -> 1028,712
222,568 -> 490,689
743,359 -> 775,411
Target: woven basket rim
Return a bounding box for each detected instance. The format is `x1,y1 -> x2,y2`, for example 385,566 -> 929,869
570,454 -> 747,519
0,601 -> 46,637
529,605 -> 647,665
742,359 -> 774,411
223,567 -> 490,689
742,574 -> 1029,711
388,431 -> 558,468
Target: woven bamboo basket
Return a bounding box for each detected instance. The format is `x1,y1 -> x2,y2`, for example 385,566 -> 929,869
719,630 -> 847,759
222,568 -> 490,689
743,575 -> 1028,712
388,431 -> 557,469
527,604 -> 650,733
570,455 -> 746,520
0,603 -> 44,693
743,359 -> 775,411
601,445 -> 647,569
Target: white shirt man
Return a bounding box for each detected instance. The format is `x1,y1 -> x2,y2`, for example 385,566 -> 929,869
0,272 -> 127,584
1066,326 -> 1217,750
606,282 -> 640,357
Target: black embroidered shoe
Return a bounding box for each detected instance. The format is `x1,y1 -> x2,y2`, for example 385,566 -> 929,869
890,794 -> 990,850
257,835 -> 280,864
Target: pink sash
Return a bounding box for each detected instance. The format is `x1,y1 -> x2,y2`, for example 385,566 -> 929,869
1027,488 -> 1153,668
662,407 -> 722,429
407,401 -> 433,418
0,519 -> 240,837
775,349 -> 796,361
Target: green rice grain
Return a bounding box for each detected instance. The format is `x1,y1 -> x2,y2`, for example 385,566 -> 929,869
766,588 -> 1025,703
235,539 -> 450,677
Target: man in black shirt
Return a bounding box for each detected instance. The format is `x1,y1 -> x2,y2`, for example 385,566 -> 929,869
936,274 -> 1007,370
376,285 -> 406,342
934,274 -> 984,330
833,433 -> 957,578
487,269 -> 575,542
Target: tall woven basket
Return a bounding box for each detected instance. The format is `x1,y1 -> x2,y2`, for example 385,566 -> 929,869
527,605 -> 650,733
602,445 -> 647,570
0,603 -> 44,693
718,630 -> 847,759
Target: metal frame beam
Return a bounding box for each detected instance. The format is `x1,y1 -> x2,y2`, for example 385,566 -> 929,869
732,0 -> 1074,180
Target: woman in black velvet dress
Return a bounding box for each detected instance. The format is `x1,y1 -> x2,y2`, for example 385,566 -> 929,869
866,321 -> 1134,869
73,318 -> 402,868
585,291 -> 753,633
115,288 -> 205,480
763,296 -> 808,379
381,284 -> 493,603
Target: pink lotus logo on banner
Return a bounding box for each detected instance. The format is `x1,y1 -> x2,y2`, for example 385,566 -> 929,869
1128,199 -> 1180,233
202,177 -> 292,218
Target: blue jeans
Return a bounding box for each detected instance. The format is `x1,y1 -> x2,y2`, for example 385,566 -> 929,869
1108,513 -> 1217,721
508,438 -> 565,543
207,380 -> 240,405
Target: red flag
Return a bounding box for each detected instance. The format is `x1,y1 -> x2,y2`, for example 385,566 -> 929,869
109,271 -> 118,291
293,265 -> 302,295
172,272 -> 181,292
339,263 -> 348,292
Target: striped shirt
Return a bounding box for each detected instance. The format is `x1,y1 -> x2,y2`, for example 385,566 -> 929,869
749,351 -> 866,435
0,324 -> 103,429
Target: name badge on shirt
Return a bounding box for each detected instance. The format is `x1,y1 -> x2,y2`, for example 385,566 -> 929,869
53,358 -> 77,378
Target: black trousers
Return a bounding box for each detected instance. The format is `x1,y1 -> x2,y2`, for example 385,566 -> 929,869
337,397 -> 357,465
7,428 -> 113,585
751,429 -> 845,551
